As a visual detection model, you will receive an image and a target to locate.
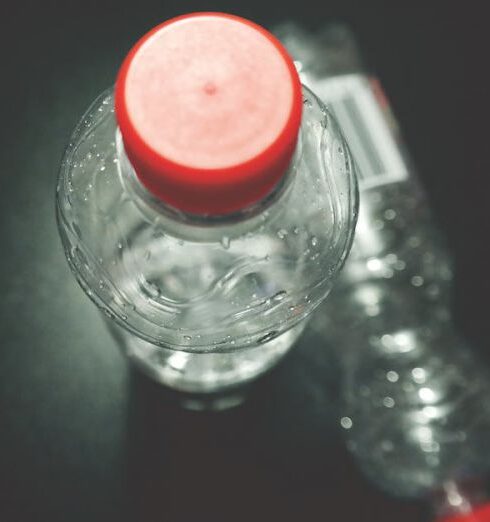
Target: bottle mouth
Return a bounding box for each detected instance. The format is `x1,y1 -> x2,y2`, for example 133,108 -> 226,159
115,12 -> 303,215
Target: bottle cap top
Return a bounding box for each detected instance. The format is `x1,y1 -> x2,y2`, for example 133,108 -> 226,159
437,504 -> 490,522
115,12 -> 302,215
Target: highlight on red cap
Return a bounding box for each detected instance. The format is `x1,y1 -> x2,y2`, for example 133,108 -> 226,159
115,12 -> 303,215
437,503 -> 490,522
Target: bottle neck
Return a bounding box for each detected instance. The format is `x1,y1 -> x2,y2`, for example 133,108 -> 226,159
116,128 -> 302,242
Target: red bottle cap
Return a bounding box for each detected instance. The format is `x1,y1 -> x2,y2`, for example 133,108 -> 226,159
437,503 -> 490,522
115,12 -> 302,215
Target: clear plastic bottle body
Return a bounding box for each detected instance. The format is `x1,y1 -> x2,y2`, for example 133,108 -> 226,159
276,22 -> 490,517
276,22 -> 454,307
56,86 -> 358,395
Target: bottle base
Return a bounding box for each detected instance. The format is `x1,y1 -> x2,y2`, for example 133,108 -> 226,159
107,320 -> 305,405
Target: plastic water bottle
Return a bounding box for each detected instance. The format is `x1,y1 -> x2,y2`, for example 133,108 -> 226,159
275,22 -> 453,308
56,13 -> 358,405
275,23 -> 490,520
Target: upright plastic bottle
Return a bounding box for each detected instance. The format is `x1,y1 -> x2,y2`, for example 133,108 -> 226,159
56,13 -> 358,405
275,23 -> 490,520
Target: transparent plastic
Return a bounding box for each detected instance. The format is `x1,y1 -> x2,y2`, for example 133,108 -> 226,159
56,85 -> 358,398
276,22 -> 490,520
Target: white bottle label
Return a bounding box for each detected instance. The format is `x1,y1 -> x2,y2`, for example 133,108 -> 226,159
313,74 -> 409,189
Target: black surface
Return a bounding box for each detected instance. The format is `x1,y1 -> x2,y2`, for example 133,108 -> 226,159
1,2 -> 489,521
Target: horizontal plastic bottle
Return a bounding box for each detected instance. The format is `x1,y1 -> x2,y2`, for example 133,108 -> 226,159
56,13 -> 358,406
275,22 -> 490,520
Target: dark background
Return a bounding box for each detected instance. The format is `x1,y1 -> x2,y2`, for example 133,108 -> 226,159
1,1 -> 489,521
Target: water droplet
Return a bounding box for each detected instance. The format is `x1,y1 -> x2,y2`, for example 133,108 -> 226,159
103,309 -> 115,320
367,258 -> 383,272
310,236 -> 318,247
412,367 -> 426,383
394,260 -> 406,271
293,226 -> 300,235
100,165 -> 106,172
340,417 -> 353,429
383,397 -> 395,408
272,290 -> 287,302
183,335 -> 192,341
386,370 -> 399,383
257,331 -> 278,344
411,275 -> 424,287
384,209 -> 397,220
221,236 -> 230,249
144,250 -> 151,261
277,229 -> 288,239
419,387 -> 436,403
